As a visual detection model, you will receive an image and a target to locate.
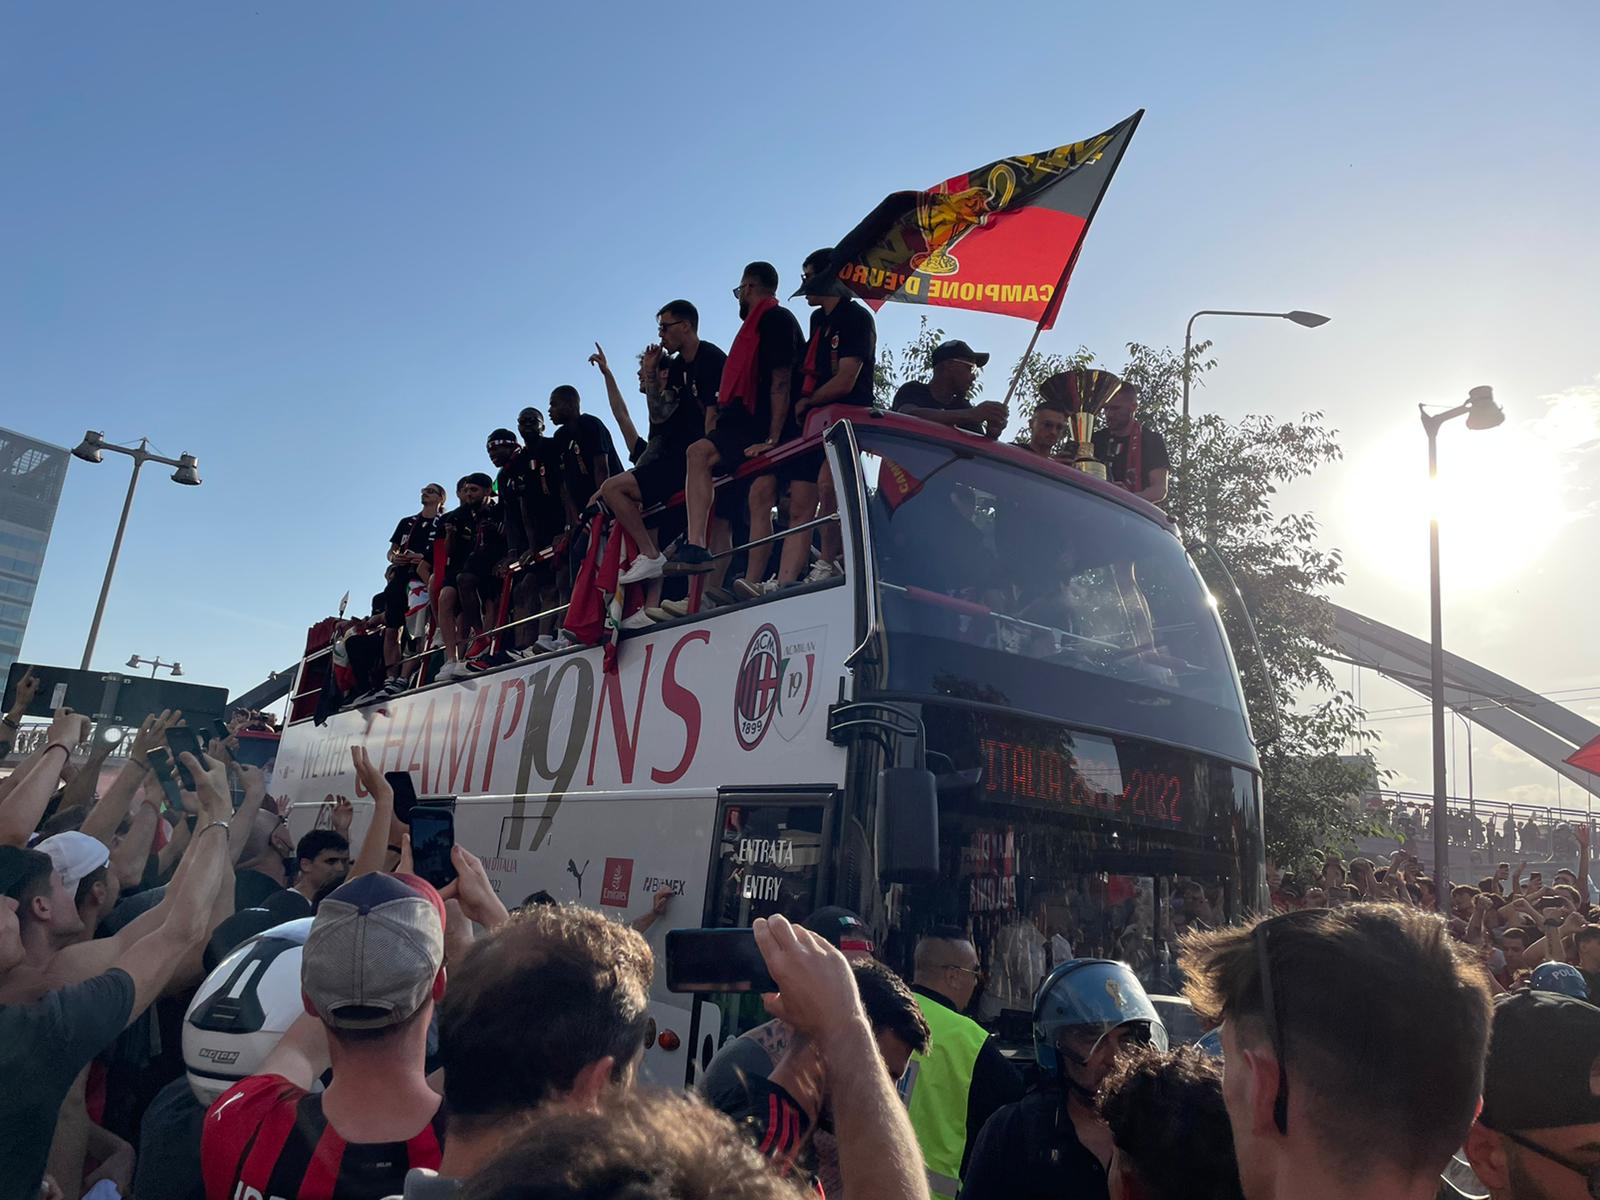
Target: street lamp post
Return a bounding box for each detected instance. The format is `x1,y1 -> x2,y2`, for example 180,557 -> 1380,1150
71,433 -> 202,671
1422,387 -> 1504,890
1179,309 -> 1330,526
127,654 -> 183,679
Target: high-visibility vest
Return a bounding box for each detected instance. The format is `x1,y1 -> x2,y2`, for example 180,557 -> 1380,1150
901,993 -> 989,1199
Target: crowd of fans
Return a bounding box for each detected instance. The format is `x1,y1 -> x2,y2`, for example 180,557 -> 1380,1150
10,662 -> 1598,1199
1381,798 -> 1588,861
328,251 -> 1169,706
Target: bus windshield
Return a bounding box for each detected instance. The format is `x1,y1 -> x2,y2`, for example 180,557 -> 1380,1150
855,428 -> 1256,768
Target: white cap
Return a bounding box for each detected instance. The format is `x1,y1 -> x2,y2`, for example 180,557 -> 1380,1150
36,831 -> 111,891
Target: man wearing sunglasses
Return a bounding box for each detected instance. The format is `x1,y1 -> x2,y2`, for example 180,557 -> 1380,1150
1468,991 -> 1600,1200
901,931 -> 1023,1199
961,958 -> 1166,1200
1182,904 -> 1492,1200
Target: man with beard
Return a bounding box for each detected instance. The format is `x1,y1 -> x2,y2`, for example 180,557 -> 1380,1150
890,340 -> 1008,439
435,473 -> 503,680
705,261 -> 803,597
1091,383 -> 1170,503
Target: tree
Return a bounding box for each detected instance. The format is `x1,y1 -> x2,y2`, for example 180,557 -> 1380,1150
883,327 -> 1383,874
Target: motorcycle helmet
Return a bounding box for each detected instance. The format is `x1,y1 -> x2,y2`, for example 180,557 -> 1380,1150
183,917 -> 313,1104
1033,958 -> 1168,1081
1529,961 -> 1590,1001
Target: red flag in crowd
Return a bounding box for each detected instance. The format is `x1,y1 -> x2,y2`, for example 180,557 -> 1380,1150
1567,735 -> 1600,775
803,112 -> 1143,328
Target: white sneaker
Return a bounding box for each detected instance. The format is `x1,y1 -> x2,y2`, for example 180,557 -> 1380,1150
735,578 -> 785,599
805,558 -> 840,583
620,610 -> 655,630
619,552 -> 668,586
436,660 -> 467,681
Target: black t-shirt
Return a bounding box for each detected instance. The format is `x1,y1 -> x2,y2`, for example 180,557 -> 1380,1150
522,437 -> 566,547
753,307 -> 803,424
890,380 -> 983,434
389,514 -> 435,558
554,414 -> 624,513
496,449 -> 547,556
1091,424 -> 1171,492
961,1090 -> 1108,1200
658,341 -> 726,446
805,300 -> 877,407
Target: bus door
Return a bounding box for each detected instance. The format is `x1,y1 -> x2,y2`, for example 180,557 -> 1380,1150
682,787 -> 837,1087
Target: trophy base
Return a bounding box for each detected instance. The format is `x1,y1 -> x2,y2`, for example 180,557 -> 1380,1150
1073,458 -> 1109,482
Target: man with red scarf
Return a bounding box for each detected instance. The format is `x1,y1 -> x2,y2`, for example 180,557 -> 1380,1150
1092,383 -> 1170,504
665,263 -> 798,577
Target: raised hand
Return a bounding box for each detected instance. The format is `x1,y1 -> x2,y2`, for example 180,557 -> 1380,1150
588,342 -> 612,376
331,796 -> 354,838
439,845 -> 510,930
755,914 -> 863,1048
14,667 -> 39,708
178,751 -> 232,821
350,745 -> 392,806
46,707 -> 90,749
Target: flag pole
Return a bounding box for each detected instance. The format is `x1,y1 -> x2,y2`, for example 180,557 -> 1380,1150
998,108 -> 1145,412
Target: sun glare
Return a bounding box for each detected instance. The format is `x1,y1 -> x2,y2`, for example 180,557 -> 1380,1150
1343,409 -> 1573,594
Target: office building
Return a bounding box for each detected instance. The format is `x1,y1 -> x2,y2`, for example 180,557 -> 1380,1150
0,429 -> 69,678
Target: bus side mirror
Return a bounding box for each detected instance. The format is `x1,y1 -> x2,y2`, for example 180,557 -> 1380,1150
877,767 -> 940,884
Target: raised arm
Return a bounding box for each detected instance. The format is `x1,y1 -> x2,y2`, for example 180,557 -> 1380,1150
0,710 -> 87,846
590,343 -> 643,455
80,712 -> 178,846
0,666 -> 38,755
229,762 -> 271,866
349,745 -> 398,879
108,780 -> 161,890
110,752 -> 236,1018
58,730 -> 115,813
755,915 -> 926,1200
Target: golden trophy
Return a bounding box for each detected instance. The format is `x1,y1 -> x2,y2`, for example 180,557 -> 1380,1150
1038,369 -> 1124,481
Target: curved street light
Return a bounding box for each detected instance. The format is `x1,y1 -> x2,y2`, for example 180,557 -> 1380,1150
1178,308 -> 1331,525
1423,387 -> 1504,887
71,434 -> 205,670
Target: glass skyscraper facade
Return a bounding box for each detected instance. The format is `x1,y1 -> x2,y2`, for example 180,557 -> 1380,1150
0,429 -> 69,678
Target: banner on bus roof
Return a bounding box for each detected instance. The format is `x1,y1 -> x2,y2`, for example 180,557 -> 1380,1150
802,112 -> 1142,327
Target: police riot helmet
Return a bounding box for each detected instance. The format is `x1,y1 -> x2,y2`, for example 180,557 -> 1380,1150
1033,958 -> 1168,1081
1530,961 -> 1590,1001
183,917 -> 314,1104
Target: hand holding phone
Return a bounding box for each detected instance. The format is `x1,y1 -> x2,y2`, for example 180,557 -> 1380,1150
384,770 -> 420,824
164,726 -> 208,792
408,805 -> 457,890
665,928 -> 779,994
144,747 -> 183,810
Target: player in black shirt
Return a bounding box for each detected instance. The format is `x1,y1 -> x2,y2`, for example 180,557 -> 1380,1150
660,267 -> 793,581
1090,383 -> 1170,503
774,247 -> 877,587
515,405 -> 568,640
487,428 -> 544,652
595,299 -> 725,585
379,482 -> 444,694
435,473 -> 504,680
889,339 -> 1009,438
548,384 -> 623,533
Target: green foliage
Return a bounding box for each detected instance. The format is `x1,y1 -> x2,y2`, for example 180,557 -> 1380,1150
883,327 -> 1383,875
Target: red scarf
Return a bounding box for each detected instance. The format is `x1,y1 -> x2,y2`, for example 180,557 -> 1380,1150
719,296 -> 778,416
799,319 -> 824,400
1120,420 -> 1144,491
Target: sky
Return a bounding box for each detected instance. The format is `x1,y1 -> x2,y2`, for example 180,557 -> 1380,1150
3,1 -> 1597,810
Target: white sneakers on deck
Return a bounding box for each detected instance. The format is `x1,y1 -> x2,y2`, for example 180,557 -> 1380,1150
618,552 -> 668,585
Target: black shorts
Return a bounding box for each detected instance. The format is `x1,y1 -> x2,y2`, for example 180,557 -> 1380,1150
382,569 -> 418,629
631,447 -> 688,510
707,407 -> 767,475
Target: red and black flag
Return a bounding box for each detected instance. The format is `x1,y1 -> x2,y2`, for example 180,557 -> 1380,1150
802,112 -> 1142,329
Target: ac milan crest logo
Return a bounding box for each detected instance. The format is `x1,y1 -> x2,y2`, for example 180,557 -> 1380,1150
735,623 -> 824,751
735,624 -> 783,750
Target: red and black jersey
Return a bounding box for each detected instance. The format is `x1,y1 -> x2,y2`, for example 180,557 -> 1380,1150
201,1074 -> 445,1200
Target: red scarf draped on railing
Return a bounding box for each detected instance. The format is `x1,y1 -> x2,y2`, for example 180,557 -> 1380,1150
719,296 -> 778,416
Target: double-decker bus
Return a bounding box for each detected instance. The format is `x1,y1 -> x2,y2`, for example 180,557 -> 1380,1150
276,405 -> 1266,1083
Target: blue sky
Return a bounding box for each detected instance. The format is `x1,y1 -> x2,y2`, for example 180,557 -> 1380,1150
5,1 -> 1597,806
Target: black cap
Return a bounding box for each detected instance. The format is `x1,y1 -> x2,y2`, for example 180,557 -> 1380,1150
803,906 -> 873,954
1481,991 -> 1600,1131
486,428 -> 518,448
931,340 -> 990,368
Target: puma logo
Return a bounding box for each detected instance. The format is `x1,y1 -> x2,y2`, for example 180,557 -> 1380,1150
567,858 -> 589,898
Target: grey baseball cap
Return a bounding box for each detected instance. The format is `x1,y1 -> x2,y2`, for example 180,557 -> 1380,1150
301,872 -> 445,1030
